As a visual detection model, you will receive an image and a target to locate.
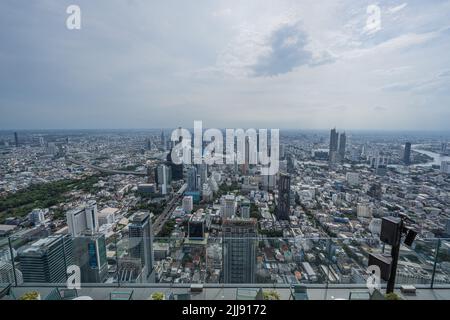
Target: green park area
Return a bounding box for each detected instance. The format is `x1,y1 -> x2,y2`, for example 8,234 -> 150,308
0,175 -> 101,223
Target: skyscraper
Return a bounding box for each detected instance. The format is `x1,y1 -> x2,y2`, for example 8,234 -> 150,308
277,173 -> 291,221
18,235 -> 73,283
73,232 -> 108,283
166,147 -> 183,180
14,132 -> 19,148
338,132 -> 346,162
155,164 -> 171,194
128,211 -> 154,282
222,218 -> 257,283
404,142 -> 412,166
329,128 -> 339,163
66,200 -> 99,237
187,166 -> 198,192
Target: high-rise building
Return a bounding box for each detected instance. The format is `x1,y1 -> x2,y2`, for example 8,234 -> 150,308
14,132 -> 19,148
404,142 -> 412,166
338,132 -> 346,162
188,212 -> 205,240
166,147 -> 183,181
128,211 -> 154,282
329,128 -> 339,159
222,218 -> 257,283
160,129 -> 166,150
155,164 -> 171,194
240,199 -> 251,218
276,174 -> 291,221
221,194 -> 236,218
73,232 -> 108,283
182,196 -> 194,213
197,163 -> 208,186
28,208 -> 46,225
187,166 -> 198,192
18,235 -> 73,283
66,200 -> 99,237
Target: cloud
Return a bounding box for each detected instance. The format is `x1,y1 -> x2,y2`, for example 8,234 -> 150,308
388,3 -> 408,14
251,23 -> 313,77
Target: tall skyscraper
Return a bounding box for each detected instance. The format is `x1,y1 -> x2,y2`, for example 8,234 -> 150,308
277,174 -> 291,221
166,147 -> 183,180
73,232 -> 108,283
160,129 -> 166,150
128,211 -> 154,282
222,218 -> 257,283
404,142 -> 412,166
14,132 -> 19,148
338,132 -> 346,162
187,166 -> 198,192
155,164 -> 171,194
18,235 -> 73,283
66,200 -> 99,237
329,128 -> 339,163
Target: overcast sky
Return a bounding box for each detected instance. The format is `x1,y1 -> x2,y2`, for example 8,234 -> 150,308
1,0 -> 449,130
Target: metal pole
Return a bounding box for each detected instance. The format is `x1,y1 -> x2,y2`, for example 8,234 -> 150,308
431,239 -> 441,289
8,236 -> 18,287
386,219 -> 403,294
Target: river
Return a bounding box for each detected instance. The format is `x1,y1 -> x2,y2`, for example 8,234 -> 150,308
411,144 -> 450,167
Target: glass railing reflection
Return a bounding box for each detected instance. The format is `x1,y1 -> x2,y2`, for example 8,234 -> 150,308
1,233 -> 450,288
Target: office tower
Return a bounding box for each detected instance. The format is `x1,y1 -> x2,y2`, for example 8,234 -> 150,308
221,194 -> 236,218
404,142 -> 412,166
197,163 -> 208,186
182,196 -> 194,213
338,132 -> 346,162
276,174 -> 291,221
166,147 -> 183,181
241,136 -> 251,175
287,154 -> 295,173
73,232 -> 108,283
329,128 -> 339,151
222,218 -> 257,283
261,174 -> 276,191
18,235 -> 73,283
240,199 -> 251,218
14,132 -> 19,147
187,166 -> 198,192
28,208 -> 46,225
128,211 -> 154,282
188,213 -> 205,240
66,200 -> 99,237
160,129 -> 166,150
155,164 -> 171,194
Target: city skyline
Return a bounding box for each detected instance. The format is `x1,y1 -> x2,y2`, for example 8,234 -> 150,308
1,0 -> 450,130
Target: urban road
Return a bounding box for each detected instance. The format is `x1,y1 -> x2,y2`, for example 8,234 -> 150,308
153,184 -> 187,235
67,158 -> 147,176
67,157 -> 187,235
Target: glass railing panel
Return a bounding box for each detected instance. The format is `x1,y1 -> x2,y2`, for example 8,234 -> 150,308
434,239 -> 450,287
394,238 -> 437,286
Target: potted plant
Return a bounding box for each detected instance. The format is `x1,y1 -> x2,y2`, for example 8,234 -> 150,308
263,290 -> 280,300
19,291 -> 41,300
385,292 -> 402,300
150,292 -> 165,300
